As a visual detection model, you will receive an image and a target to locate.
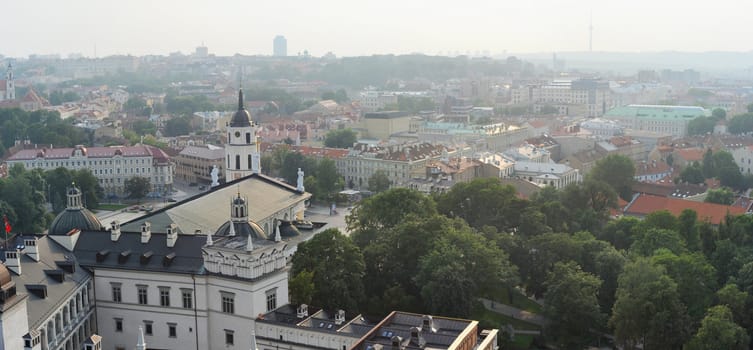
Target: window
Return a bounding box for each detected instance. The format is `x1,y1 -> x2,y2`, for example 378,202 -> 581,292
266,288 -> 277,311
168,323 -> 177,338
111,283 -> 122,303
225,330 -> 235,345
144,322 -> 153,336
137,285 -> 148,305
182,289 -> 193,309
159,287 -> 170,307
115,318 -> 123,332
221,292 -> 235,314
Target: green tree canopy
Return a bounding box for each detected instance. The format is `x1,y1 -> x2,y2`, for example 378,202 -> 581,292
323,129 -> 357,149
367,170 -> 390,193
348,188 -> 437,247
728,113 -> 753,134
685,305 -> 749,350
687,116 -> 716,136
290,229 -> 365,311
705,187 -> 735,205
588,154 -> 635,201
610,258 -> 691,350
163,116 -> 193,137
712,108 -> 727,120
543,261 -> 604,348
124,176 -> 150,202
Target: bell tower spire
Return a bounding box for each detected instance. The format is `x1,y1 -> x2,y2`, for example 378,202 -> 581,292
225,67 -> 261,182
5,62 -> 15,101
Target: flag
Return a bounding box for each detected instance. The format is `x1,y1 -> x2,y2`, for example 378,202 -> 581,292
2,215 -> 10,234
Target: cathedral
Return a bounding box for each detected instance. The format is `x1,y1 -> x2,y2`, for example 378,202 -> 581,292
0,90 -> 312,350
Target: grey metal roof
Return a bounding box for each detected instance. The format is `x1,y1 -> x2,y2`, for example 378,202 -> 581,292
3,235 -> 91,329
120,173 -> 310,235
48,208 -> 104,236
74,231 -> 206,275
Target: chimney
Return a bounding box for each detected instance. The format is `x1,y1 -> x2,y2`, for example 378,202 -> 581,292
297,304 -> 309,318
141,222 -> 151,244
23,237 -> 40,262
5,249 -> 22,275
409,327 -> 426,348
390,336 -> 403,350
166,223 -> 178,248
334,309 -> 346,325
110,220 -> 121,242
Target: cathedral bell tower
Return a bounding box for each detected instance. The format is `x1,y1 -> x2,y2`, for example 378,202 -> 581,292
225,89 -> 261,182
5,62 -> 15,101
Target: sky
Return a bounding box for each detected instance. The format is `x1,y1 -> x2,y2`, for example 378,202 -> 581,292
2,0 -> 752,58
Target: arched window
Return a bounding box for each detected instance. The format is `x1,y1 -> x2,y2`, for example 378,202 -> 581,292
235,155 -> 240,170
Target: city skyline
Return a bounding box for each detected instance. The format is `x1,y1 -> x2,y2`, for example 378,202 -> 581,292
3,0 -> 753,58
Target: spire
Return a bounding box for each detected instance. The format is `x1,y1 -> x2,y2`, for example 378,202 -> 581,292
136,326 -> 147,350
238,88 -> 245,111
245,233 -> 253,252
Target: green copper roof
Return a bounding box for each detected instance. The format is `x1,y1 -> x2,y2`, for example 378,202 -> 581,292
605,105 -> 710,120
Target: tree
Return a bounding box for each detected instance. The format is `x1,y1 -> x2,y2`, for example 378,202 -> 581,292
436,178 -> 525,232
679,162 -> 705,184
588,154 -> 635,201
685,306 -> 749,350
713,151 -> 744,189
348,188 -> 437,247
288,270 -> 315,305
368,170 -> 390,193
123,96 -> 147,113
610,259 -> 691,350
323,129 -> 357,149
132,120 -> 157,135
124,176 -> 150,202
678,209 -> 701,251
164,116 -> 193,136
543,262 -> 604,348
291,229 -> 365,311
415,240 -> 475,317
321,89 -> 349,103
712,108 -> 727,120
716,283 -> 749,326
705,187 -> 735,205
316,158 -> 342,194
630,228 -> 686,256
687,116 -> 716,135
651,250 -> 718,321
728,113 -> 753,134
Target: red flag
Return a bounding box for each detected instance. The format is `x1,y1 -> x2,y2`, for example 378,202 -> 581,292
2,215 -> 10,234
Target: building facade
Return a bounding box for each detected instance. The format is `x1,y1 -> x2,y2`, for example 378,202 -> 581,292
273,36 -> 287,57
603,105 -> 710,138
6,145 -> 174,196
338,143 -> 455,190
174,145 -> 225,184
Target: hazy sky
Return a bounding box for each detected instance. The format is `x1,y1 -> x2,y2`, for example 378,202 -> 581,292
3,0 -> 751,58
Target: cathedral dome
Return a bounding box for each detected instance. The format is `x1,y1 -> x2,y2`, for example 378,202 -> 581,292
48,184 -> 104,235
49,208 -> 104,235
215,220 -> 268,240
229,89 -> 252,128
0,264 -> 10,286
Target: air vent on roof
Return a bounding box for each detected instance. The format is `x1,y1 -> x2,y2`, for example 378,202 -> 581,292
25,284 -> 48,298
44,270 -> 65,283
140,251 -> 153,265
118,250 -> 132,264
163,252 -> 176,267
55,261 -> 75,274
96,250 -> 110,262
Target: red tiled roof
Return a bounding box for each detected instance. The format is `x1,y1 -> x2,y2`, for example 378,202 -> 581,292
8,145 -> 159,161
625,194 -> 748,224
675,148 -> 705,162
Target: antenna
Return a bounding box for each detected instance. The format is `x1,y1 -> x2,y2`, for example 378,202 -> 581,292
589,11 -> 593,52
